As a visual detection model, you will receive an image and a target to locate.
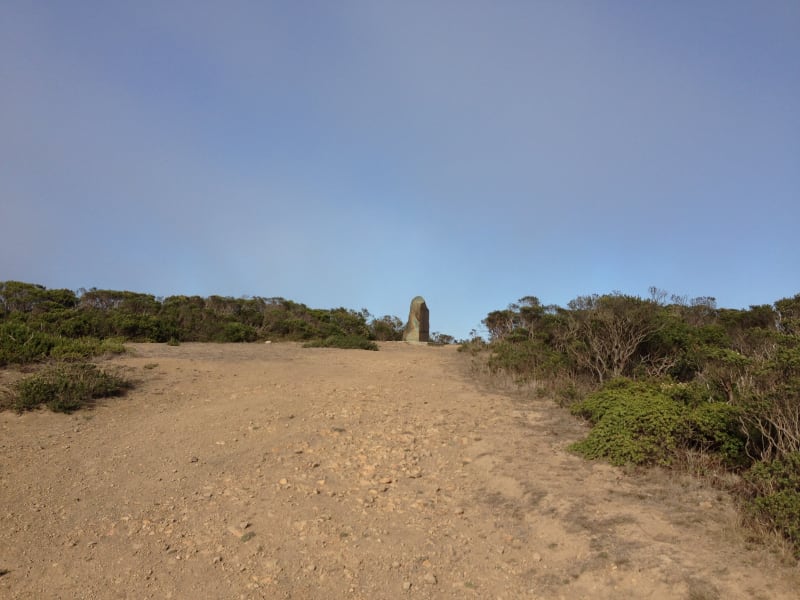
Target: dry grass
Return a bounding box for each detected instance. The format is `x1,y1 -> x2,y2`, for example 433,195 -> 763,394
457,349 -> 800,571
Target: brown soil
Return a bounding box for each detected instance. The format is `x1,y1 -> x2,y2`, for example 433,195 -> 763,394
1,342 -> 797,599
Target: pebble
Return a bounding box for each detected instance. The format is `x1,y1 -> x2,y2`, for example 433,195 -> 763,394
402,581 -> 412,591
454,507 -> 464,515
227,526 -> 244,538
423,572 -> 437,585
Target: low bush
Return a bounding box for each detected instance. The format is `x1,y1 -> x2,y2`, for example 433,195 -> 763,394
0,322 -> 55,365
303,335 -> 378,351
49,336 -> 127,361
12,362 -> 133,413
213,322 -> 258,343
0,322 -> 126,366
686,401 -> 748,467
570,379 -> 688,466
487,338 -> 564,382
457,337 -> 488,355
743,452 -> 800,555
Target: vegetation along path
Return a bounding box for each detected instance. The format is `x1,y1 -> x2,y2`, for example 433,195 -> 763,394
1,342 -> 798,599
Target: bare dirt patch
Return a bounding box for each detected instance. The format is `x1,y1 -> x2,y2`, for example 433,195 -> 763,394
1,342 -> 797,599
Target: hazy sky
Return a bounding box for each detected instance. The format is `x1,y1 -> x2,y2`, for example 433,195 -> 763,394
2,1 -> 798,339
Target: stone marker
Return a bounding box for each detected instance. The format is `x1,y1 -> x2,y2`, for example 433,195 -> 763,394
403,296 -> 430,342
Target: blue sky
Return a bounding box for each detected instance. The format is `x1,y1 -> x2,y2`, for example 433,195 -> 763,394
1,1 -> 798,339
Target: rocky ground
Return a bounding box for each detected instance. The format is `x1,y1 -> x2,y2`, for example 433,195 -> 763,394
1,342 -> 798,599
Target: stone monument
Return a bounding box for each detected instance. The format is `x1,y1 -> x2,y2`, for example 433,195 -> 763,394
403,296 -> 430,343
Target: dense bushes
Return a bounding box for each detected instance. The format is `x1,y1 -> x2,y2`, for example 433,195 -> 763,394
10,362 -> 132,413
743,452 -> 800,554
303,335 -> 379,351
0,282 -> 390,356
686,401 -> 747,466
0,321 -> 56,365
475,289 -> 800,553
570,380 -> 688,466
569,378 -> 749,467
487,338 -> 565,382
1,281 -> 400,414
0,321 -> 126,366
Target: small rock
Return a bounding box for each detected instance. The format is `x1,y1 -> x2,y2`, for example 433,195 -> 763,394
240,521 -> 250,530
278,478 -> 288,486
402,581 -> 412,591
212,556 -> 223,564
532,552 -> 542,562
190,456 -> 199,463
391,561 -> 401,568
227,526 -> 244,538
423,572 -> 437,585
454,507 -> 464,515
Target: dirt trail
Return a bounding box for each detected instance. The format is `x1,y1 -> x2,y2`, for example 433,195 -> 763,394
1,342 -> 797,599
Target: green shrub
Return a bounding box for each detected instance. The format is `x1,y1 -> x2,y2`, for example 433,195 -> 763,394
458,337 -> 487,355
570,378 -> 646,423
487,338 -> 564,381
555,381 -> 582,408
214,322 -> 258,343
0,321 -> 126,366
49,336 -> 126,361
570,379 -> 687,466
743,452 -> 800,555
0,322 -> 55,365
663,380 -> 719,405
369,315 -> 404,341
12,362 -> 133,413
303,336 -> 378,351
686,401 -> 748,466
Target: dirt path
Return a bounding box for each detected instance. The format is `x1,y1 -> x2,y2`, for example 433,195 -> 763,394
1,342 -> 797,599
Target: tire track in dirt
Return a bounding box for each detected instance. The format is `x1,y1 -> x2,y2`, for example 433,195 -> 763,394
1,342 -> 797,599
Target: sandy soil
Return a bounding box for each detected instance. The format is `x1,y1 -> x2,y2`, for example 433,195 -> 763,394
1,342 -> 798,599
